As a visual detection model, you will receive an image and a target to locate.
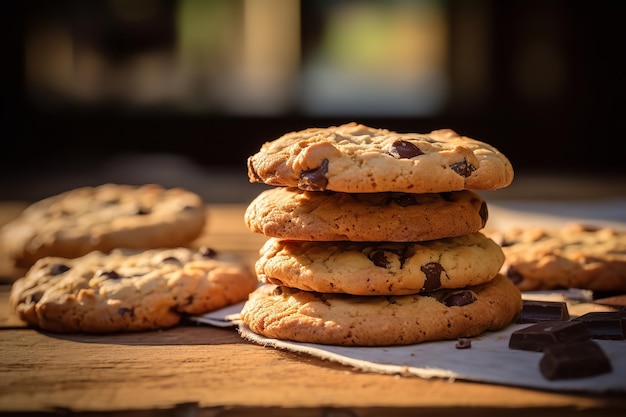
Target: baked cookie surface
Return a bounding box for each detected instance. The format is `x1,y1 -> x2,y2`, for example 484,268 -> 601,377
0,183 -> 207,268
9,247 -> 257,333
490,224 -> 626,291
247,122 -> 514,193
256,233 -> 505,295
240,274 -> 521,346
245,187 -> 488,242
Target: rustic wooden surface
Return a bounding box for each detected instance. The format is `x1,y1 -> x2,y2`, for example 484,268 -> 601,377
1,203 -> 626,416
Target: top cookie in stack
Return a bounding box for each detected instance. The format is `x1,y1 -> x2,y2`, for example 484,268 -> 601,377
247,122 -> 513,193
241,123 -> 521,346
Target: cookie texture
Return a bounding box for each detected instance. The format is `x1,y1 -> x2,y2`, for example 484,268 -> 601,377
245,187 -> 488,242
0,183 -> 207,268
490,224 -> 626,292
256,233 -> 505,295
247,122 -> 514,193
240,274 -> 522,346
9,247 -> 257,333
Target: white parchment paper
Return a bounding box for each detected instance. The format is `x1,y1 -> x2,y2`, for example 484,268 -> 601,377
238,323 -> 626,394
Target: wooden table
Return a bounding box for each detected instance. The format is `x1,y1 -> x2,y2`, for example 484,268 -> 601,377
1,203 -> 626,416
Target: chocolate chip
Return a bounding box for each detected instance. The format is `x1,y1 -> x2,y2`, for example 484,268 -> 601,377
272,286 -> 283,296
443,290 -> 476,307
199,246 -> 218,258
135,207 -> 151,215
368,247 -> 405,269
30,292 -> 44,303
450,159 -> 476,177
98,270 -> 121,279
161,257 -> 181,264
455,338 -> 472,349
421,262 -> 443,291
393,193 -> 418,207
369,249 -> 391,268
500,239 -> 515,248
299,159 -> 329,191
50,264 -> 70,276
389,140 -> 424,159
479,201 -> 489,227
505,265 -> 524,285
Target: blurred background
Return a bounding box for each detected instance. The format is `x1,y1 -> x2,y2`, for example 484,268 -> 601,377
1,0 -> 625,203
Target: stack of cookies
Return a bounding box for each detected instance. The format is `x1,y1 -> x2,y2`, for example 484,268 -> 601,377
241,122 -> 523,346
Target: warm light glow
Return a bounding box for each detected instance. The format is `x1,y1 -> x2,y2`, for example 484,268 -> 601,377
300,1 -> 449,116
23,0 -> 449,116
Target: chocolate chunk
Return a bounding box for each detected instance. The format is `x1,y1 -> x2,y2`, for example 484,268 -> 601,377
299,159 -> 329,191
369,249 -> 390,268
478,201 -> 489,227
509,320 -> 590,352
161,256 -> 182,264
30,292 -> 44,303
50,264 -> 70,276
455,338 -> 472,349
539,340 -> 612,380
443,290 -> 476,307
389,140 -> 424,159
573,311 -> 626,340
421,262 -> 443,291
98,270 -> 121,280
504,265 -> 524,285
450,159 -> 476,177
518,300 -> 570,323
199,246 -> 218,258
368,248 -> 404,269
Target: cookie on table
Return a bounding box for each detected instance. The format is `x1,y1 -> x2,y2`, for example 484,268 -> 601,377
0,183 -> 207,268
490,223 -> 626,292
247,122 -> 514,193
256,233 -> 505,295
9,246 -> 257,333
245,187 -> 489,242
240,274 -> 521,346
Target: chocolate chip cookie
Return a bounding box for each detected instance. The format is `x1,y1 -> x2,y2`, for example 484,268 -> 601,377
490,223 -> 626,291
9,246 -> 257,333
245,187 -> 488,242
240,274 -> 522,346
0,183 -> 207,268
247,122 -> 514,193
256,233 -> 505,295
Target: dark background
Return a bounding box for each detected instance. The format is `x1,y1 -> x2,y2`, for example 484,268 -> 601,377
1,0 -> 625,202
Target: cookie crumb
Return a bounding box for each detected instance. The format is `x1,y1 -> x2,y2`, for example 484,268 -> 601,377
455,338 -> 472,349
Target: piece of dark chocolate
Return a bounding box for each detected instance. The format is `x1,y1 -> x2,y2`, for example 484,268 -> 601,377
573,311 -> 626,340
508,320 -> 590,352
539,340 -> 612,380
455,338 -> 472,349
518,300 -> 570,323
